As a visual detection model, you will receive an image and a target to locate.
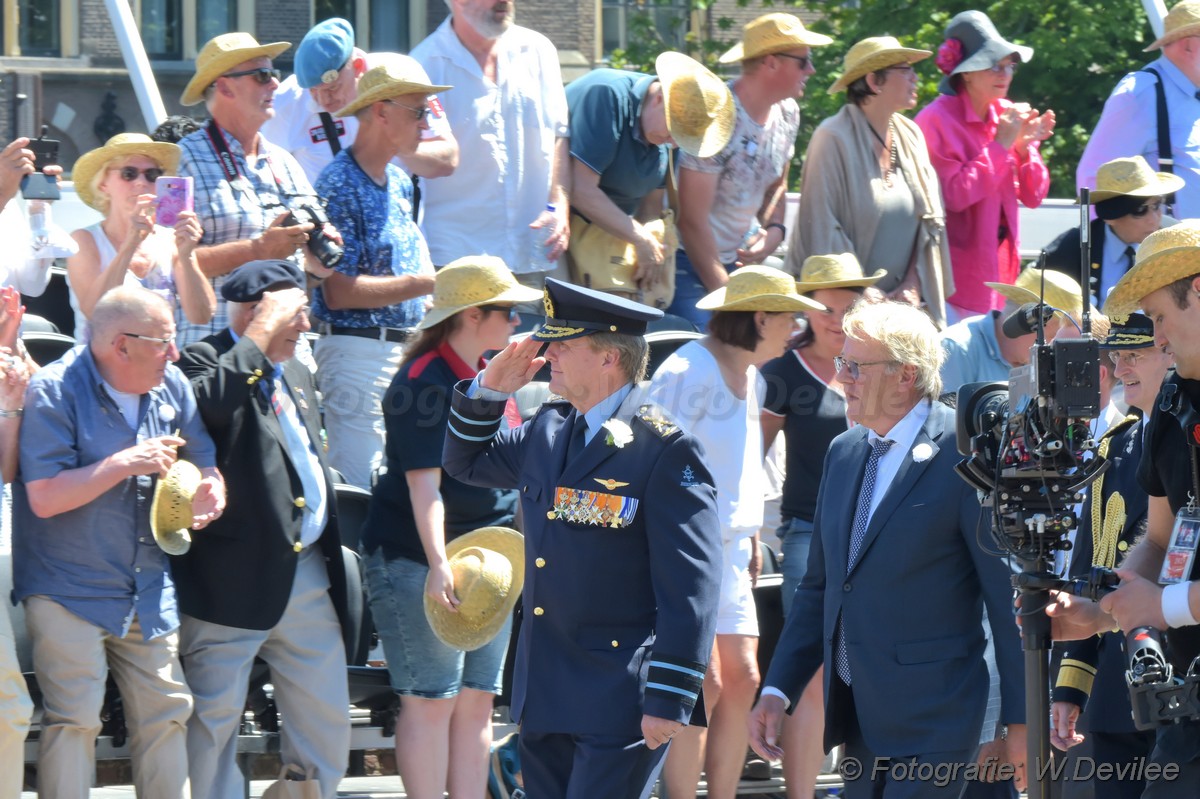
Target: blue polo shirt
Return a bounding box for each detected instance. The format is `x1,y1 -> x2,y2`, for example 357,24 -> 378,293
567,69 -> 667,215
12,345 -> 217,640
939,311 -> 1012,394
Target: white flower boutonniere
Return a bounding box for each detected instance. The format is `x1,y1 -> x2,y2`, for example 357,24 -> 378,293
603,419 -> 633,448
158,404 -> 177,424
911,443 -> 933,463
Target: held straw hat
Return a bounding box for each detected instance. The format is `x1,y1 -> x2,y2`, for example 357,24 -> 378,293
151,460 -> 203,556
181,32 -> 291,106
71,133 -> 181,210
424,527 -> 525,651
418,255 -> 543,330
794,252 -> 886,291
335,53 -> 451,118
696,265 -> 826,313
1146,1 -> 1200,51
654,52 -> 735,158
828,36 -> 931,94
1086,156 -> 1185,203
718,13 -> 832,64
985,268 -> 1084,320
1104,220 -> 1200,320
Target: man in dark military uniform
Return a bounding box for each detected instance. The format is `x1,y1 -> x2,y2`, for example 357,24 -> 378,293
443,278 -> 721,799
1052,314 -> 1169,799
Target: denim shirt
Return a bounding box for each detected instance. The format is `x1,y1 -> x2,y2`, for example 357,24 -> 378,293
11,346 -> 217,639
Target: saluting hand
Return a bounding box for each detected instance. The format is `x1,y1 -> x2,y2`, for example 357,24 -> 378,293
478,337 -> 546,394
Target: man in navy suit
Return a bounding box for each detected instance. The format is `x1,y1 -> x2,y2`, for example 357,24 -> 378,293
748,301 -> 1026,797
443,278 -> 721,799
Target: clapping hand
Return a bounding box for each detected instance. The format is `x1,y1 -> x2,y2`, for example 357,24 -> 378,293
0,286 -> 24,352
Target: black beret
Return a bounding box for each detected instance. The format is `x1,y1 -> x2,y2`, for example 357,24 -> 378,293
221,259 -> 305,303
532,278 -> 664,341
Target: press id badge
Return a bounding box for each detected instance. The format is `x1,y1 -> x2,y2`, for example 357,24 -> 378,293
1159,506 -> 1200,585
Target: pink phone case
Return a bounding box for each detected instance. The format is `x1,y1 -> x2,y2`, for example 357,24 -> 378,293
155,176 -> 193,227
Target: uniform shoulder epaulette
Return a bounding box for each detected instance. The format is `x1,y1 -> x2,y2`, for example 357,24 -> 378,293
636,403 -> 679,438
1101,413 -> 1140,441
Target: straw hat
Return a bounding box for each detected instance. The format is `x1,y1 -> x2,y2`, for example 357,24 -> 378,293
654,52 -> 735,159
418,255 -> 542,329
334,53 -> 451,118
828,36 -> 931,94
181,32 -> 291,106
1104,220 -> 1200,320
151,460 -> 202,556
985,268 -> 1084,320
1086,156 -> 1185,203
424,527 -> 525,651
696,265 -> 825,313
938,11 -> 1033,96
794,252 -> 885,291
71,133 -> 181,211
1146,1 -> 1200,51
718,13 -> 833,64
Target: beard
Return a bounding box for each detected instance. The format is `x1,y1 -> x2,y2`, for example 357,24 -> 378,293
464,2 -> 514,39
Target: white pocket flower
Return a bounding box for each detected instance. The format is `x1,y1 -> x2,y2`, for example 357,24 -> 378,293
158,404 -> 177,424
603,419 -> 633,448
911,443 -> 933,463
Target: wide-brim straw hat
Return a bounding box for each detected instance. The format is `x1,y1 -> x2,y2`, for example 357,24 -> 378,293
334,53 -> 451,118
72,133 -> 181,210
1086,156 -> 1186,203
1146,1 -> 1200,51
696,264 -> 825,312
424,526 -> 525,651
718,12 -> 832,64
795,252 -> 885,291
1104,220 -> 1200,320
938,10 -> 1033,96
655,52 -> 735,159
828,36 -> 931,94
151,460 -> 202,556
181,32 -> 291,106
418,255 -> 542,330
985,268 -> 1084,319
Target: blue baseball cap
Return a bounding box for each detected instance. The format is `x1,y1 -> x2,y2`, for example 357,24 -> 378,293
295,18 -> 355,89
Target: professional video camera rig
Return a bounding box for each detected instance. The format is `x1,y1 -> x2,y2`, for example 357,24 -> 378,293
953,189 -> 1200,798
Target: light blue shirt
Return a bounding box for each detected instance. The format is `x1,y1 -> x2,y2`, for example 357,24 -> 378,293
939,311 -> 1012,395
467,376 -> 633,445
1078,56 -> 1200,219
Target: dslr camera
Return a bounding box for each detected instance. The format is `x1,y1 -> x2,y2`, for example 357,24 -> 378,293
281,197 -> 343,270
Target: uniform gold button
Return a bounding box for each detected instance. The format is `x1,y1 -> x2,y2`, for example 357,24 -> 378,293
254,369 -> 263,376
533,607 -> 544,616
1118,540 -> 1129,551
611,640 -> 619,648
535,558 -> 546,568
546,511 -> 556,519
293,542 -> 303,553
294,497 -> 306,508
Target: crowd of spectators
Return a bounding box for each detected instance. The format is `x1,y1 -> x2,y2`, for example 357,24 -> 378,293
3,2 -> 1200,797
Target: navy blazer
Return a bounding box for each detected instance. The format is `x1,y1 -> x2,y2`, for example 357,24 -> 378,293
444,381 -> 721,736
765,400 -> 1025,756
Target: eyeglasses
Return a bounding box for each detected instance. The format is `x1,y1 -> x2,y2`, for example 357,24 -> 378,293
112,166 -> 165,183
480,304 -> 519,322
1108,350 -> 1147,368
774,53 -> 812,70
1131,200 -> 1165,218
221,67 -> 281,85
122,331 -> 176,352
882,64 -> 916,75
988,62 -> 1019,76
384,99 -> 431,121
833,356 -> 897,380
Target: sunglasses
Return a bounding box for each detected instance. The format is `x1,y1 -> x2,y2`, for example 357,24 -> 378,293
112,166 -> 165,183
833,356 -> 897,380
773,53 -> 812,70
384,99 -> 431,121
221,67 -> 281,85
480,304 -> 519,321
1131,200 -> 1164,218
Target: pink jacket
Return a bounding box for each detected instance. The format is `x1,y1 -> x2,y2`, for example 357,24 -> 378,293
915,92 -> 1050,314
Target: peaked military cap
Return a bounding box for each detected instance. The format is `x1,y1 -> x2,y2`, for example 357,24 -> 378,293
1099,312 -> 1155,350
532,278 -> 664,341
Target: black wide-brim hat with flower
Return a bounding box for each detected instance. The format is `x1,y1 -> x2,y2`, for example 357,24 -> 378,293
937,10 -> 1033,96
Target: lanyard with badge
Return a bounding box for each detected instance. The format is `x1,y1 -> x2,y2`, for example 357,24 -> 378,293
1158,413 -> 1200,585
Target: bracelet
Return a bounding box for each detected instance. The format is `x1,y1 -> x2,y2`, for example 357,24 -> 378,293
1161,582 -> 1199,628
0,408 -> 23,418
764,222 -> 787,239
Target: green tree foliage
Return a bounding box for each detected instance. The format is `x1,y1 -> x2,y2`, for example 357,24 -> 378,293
609,0 -> 1155,197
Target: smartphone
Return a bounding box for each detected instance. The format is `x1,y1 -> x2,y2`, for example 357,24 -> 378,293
20,125 -> 61,201
155,175 -> 193,227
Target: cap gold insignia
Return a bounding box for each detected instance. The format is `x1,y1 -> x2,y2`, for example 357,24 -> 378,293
594,478 -> 630,490
320,68 -> 340,84
543,293 -> 555,318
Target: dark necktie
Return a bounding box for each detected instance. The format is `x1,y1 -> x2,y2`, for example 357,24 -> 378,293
566,413 -> 588,462
1123,245 -> 1136,275
835,437 -> 895,685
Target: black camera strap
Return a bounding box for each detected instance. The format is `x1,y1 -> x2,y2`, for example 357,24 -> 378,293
204,119 -> 288,197
318,112 -> 343,157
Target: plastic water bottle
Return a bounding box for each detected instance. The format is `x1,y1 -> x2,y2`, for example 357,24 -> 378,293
542,202 -> 558,262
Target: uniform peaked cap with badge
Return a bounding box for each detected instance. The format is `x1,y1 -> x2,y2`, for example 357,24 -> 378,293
532,278 -> 664,341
